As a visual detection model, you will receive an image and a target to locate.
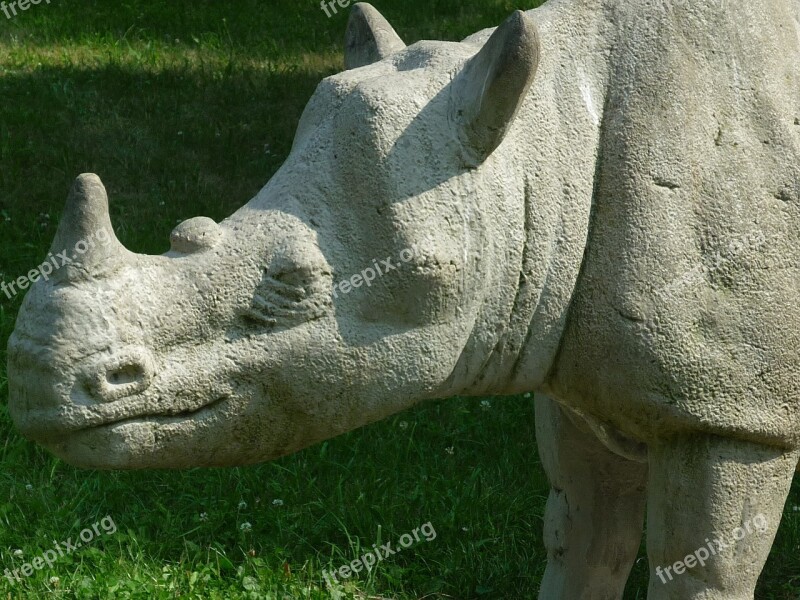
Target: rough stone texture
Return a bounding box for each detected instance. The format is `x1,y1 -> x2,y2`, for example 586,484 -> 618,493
7,1 -> 800,597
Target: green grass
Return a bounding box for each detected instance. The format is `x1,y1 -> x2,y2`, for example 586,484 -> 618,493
1,1 -> 800,598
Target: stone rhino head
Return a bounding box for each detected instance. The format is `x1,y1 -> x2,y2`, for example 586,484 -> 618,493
8,4 -> 589,469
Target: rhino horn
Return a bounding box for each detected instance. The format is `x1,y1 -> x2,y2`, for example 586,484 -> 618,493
49,173 -> 130,283
344,3 -> 406,69
451,10 -> 540,167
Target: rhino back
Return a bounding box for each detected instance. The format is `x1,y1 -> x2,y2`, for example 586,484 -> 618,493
548,0 -> 800,446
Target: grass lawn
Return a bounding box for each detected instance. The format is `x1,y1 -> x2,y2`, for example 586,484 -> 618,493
1,0 -> 800,598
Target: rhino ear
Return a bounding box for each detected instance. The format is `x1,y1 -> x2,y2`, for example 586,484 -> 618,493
344,3 -> 406,69
451,10 -> 540,167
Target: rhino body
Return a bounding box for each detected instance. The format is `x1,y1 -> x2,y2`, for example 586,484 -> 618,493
7,1 -> 800,597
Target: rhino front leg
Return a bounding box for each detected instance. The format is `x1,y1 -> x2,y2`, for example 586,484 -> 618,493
646,434 -> 798,599
535,396 -> 648,600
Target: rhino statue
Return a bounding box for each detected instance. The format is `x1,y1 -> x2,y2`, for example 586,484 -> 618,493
7,0 -> 800,597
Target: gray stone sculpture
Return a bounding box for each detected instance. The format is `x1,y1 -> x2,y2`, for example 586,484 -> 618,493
7,1 -> 800,597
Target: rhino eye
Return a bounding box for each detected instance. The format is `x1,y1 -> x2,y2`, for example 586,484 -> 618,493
243,267 -> 332,327
273,267 -> 314,292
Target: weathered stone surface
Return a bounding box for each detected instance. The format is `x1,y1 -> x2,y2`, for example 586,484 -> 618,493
7,1 -> 800,597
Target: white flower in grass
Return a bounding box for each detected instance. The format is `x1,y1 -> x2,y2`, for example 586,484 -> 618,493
199,512 -> 209,522
25,483 -> 33,491
523,392 -> 532,399
49,576 -> 60,586
240,522 -> 252,533
398,421 -> 409,430
238,501 -> 247,510
480,400 -> 491,410
272,499 -> 284,507
445,446 -> 455,455
12,549 -> 22,557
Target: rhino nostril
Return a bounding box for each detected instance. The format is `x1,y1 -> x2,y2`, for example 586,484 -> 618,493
84,348 -> 155,403
106,363 -> 145,387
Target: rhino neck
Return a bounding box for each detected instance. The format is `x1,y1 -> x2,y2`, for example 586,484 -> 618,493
433,0 -> 613,399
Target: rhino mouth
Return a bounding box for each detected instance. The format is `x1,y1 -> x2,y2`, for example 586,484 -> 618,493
111,393 -> 229,424
8,333 -> 235,441
95,393 -> 230,431
12,383 -> 231,442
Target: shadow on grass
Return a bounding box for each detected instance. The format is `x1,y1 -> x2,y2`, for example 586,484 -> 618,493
0,0 -> 545,51
0,61 -> 329,238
